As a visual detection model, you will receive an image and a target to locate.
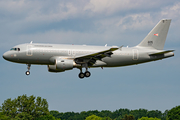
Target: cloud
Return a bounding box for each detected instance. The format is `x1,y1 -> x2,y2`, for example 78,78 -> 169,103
0,0 -> 85,30
84,0 -> 143,14
84,0 -> 175,15
0,0 -> 180,49
161,2 -> 180,20
16,30 -> 120,45
25,2 -> 79,23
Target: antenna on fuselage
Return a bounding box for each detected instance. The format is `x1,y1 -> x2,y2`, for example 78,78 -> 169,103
105,44 -> 107,47
30,41 -> 33,44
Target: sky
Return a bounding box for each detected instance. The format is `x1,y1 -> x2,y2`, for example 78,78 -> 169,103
0,0 -> 180,113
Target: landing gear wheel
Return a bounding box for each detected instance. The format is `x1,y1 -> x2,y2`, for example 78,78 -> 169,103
84,71 -> 91,77
25,71 -> 30,75
79,72 -> 85,79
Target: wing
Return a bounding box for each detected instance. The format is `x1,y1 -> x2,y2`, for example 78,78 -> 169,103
74,47 -> 119,65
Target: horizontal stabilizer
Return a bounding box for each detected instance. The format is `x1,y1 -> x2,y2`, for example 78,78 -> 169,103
149,50 -> 174,56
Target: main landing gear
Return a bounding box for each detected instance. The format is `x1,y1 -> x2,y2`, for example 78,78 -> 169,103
78,66 -> 91,79
79,71 -> 91,79
25,64 -> 31,75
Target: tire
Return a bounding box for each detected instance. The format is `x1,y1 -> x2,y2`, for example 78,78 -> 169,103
26,71 -> 30,75
84,71 -> 91,77
79,72 -> 84,79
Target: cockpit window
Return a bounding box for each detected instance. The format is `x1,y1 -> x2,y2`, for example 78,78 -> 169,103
10,48 -> 20,51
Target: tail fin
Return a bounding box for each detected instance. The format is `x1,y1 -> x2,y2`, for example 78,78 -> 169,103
137,19 -> 171,50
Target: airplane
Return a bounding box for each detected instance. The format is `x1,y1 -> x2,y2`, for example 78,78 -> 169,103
3,19 -> 174,79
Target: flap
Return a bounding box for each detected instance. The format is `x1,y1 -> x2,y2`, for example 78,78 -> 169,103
74,47 -> 119,60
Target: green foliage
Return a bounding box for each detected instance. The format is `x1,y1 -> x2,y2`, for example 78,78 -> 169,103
112,108 -> 130,119
147,110 -> 162,118
0,112 -> 10,120
1,94 -> 49,120
99,110 -> 112,118
15,112 -> 33,120
138,117 -> 161,120
102,116 -> 112,120
167,105 -> 180,120
85,114 -> 102,120
130,109 -> 148,120
121,114 -> 135,120
0,106 -> 9,120
50,110 -> 63,118
161,110 -> 168,120
4,95 -> 180,120
50,108 -> 167,120
35,114 -> 61,120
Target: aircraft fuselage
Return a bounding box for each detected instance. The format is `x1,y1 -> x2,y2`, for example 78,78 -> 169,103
3,43 -> 174,67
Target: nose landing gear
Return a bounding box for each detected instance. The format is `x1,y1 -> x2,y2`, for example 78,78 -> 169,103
25,64 -> 31,75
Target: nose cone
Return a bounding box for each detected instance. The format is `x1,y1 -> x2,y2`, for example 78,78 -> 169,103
3,52 -> 7,60
3,51 -> 11,61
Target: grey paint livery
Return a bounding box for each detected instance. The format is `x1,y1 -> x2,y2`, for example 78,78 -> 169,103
3,19 -> 174,78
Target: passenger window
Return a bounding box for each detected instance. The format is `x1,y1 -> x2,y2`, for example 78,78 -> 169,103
18,48 -> 20,51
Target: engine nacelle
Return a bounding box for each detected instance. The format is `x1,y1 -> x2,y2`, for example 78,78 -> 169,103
48,58 -> 74,72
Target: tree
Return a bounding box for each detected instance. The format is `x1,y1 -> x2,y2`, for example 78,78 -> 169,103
0,106 -> 9,120
167,105 -> 180,120
85,114 -> 102,120
99,110 -> 112,118
161,110 -> 168,120
147,110 -> 162,118
50,110 -> 63,119
130,109 -> 148,119
35,114 -> 61,120
121,114 -> 135,120
112,109 -> 130,119
138,117 -> 161,120
2,94 -> 49,119
0,112 -> 10,120
102,116 -> 112,120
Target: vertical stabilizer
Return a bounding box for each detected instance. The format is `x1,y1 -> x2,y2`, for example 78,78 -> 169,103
137,19 -> 171,50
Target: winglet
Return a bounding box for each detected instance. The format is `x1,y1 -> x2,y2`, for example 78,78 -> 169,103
119,45 -> 123,51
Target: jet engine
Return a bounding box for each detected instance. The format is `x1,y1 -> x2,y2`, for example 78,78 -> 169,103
48,58 -> 74,72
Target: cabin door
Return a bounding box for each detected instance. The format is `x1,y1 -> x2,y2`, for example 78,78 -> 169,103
133,49 -> 138,60
26,45 -> 33,56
